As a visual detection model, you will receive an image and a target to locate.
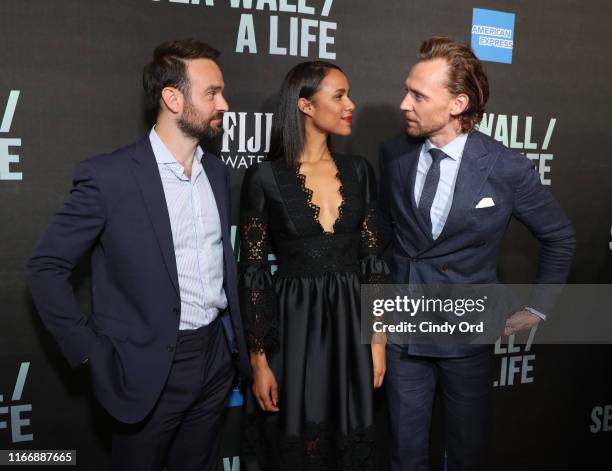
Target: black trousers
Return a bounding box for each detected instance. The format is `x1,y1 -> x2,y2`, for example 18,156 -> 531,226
385,347 -> 494,471
111,318 -> 234,471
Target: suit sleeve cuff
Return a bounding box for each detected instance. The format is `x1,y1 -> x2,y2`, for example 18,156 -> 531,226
525,306 -> 546,321
60,325 -> 97,368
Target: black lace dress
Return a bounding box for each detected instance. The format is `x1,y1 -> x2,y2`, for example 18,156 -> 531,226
239,154 -> 389,471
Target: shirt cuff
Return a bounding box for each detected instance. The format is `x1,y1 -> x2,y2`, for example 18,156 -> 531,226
525,306 -> 546,321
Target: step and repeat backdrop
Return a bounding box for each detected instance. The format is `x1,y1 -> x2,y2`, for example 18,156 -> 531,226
1,1 -> 611,470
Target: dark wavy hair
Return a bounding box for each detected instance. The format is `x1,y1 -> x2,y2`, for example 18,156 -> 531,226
417,37 -> 489,133
143,38 -> 220,116
268,61 -> 342,167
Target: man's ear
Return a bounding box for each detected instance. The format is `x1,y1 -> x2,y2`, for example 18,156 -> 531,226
450,93 -> 469,117
298,97 -> 314,117
160,87 -> 183,114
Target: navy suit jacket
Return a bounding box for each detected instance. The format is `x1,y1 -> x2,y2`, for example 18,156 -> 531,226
379,131 -> 576,356
27,136 -> 250,423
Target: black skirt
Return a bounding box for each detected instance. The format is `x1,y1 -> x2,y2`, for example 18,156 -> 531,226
242,271 -> 376,470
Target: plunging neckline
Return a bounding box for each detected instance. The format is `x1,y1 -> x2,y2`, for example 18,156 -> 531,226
296,155 -> 345,235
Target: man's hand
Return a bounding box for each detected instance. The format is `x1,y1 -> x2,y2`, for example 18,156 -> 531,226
504,309 -> 541,336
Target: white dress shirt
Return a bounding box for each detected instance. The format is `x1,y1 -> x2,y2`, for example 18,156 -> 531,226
149,128 -> 227,330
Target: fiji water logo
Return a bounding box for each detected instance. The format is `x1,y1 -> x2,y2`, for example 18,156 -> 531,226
471,8 -> 515,64
221,112 -> 273,169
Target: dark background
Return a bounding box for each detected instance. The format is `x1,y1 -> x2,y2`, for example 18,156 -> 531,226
1,0 -> 610,469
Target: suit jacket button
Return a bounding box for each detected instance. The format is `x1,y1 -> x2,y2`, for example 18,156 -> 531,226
441,264 -> 449,272
478,241 -> 485,247
172,307 -> 179,315
166,344 -> 174,352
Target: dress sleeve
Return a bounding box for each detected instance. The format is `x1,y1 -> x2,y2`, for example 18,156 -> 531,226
359,158 -> 391,284
239,164 -> 279,354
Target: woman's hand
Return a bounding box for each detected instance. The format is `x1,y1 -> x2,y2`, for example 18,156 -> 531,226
371,341 -> 386,388
250,353 -> 280,412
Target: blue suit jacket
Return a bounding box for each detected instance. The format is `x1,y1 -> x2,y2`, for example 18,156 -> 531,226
379,131 -> 576,356
27,136 -> 250,423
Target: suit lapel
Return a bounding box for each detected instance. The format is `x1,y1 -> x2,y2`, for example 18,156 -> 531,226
201,152 -> 233,287
430,132 -> 499,246
397,143 -> 432,248
201,152 -> 229,237
131,137 -> 180,297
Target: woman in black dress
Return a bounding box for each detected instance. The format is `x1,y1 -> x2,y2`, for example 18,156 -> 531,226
239,61 -> 388,470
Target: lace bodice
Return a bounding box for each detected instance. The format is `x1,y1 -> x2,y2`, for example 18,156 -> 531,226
239,154 -> 388,353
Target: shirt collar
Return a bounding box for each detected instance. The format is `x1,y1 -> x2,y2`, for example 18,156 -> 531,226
149,126 -> 205,168
423,133 -> 468,161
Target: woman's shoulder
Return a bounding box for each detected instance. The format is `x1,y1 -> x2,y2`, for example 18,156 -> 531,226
333,153 -> 374,176
242,161 -> 264,190
244,159 -> 273,177
243,159 -> 282,193
333,153 -> 370,165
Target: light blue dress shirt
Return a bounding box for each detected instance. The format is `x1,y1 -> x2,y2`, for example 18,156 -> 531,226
149,128 -> 227,330
414,133 -> 468,240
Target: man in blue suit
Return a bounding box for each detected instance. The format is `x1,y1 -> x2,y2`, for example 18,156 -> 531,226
27,39 -> 249,470
379,37 -> 575,471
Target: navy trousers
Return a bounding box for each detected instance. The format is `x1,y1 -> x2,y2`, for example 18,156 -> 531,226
111,318 -> 234,471
385,347 -> 494,471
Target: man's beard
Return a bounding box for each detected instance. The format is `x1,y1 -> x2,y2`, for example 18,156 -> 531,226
405,120 -> 444,138
405,112 -> 456,139
177,98 -> 223,141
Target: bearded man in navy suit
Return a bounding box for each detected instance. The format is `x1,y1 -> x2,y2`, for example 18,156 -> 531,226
27,39 -> 250,471
379,37 -> 575,471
